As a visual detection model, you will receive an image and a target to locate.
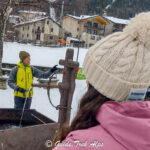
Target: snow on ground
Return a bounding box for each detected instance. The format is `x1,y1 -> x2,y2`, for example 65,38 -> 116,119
3,42 -> 88,68
0,77 -> 87,122
1,42 -> 88,122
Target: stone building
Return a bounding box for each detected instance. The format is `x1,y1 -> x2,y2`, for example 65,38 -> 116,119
103,16 -> 129,33
62,14 -> 109,48
15,17 -> 63,45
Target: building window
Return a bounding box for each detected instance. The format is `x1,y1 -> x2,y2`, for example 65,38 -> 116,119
78,21 -> 80,24
97,37 -> 101,41
93,23 -> 98,28
27,34 -> 29,37
36,34 -> 40,40
47,21 -> 49,24
93,30 -> 97,35
51,28 -> 53,32
77,28 -> 79,31
87,29 -> 91,34
89,44 -> 94,47
50,36 -> 53,40
22,34 -> 24,38
42,27 -> 44,33
84,23 -> 87,27
100,26 -> 104,30
87,21 -> 92,27
37,26 -> 40,31
91,36 -> 95,40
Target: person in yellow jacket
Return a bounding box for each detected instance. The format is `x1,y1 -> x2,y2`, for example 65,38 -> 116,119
8,51 -> 58,109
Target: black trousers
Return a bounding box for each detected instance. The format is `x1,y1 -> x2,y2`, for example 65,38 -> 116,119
14,96 -> 32,109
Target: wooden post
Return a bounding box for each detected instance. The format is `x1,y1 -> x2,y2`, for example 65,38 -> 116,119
58,49 -> 79,126
0,13 -> 4,77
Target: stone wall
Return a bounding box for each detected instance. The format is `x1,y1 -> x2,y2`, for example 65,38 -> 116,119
0,77 -> 7,89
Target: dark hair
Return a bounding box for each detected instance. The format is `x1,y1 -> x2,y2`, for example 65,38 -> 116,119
53,84 -> 111,144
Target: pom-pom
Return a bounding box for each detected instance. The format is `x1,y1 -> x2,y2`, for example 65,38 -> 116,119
124,12 -> 150,48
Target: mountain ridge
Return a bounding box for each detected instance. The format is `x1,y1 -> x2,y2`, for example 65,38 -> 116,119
55,0 -> 150,19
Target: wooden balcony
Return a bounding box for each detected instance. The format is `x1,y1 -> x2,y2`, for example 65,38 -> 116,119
84,23 -> 105,30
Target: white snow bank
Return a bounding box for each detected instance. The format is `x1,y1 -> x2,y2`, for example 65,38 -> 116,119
3,42 -> 88,68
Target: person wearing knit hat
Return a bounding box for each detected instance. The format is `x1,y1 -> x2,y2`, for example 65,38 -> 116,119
8,50 -> 58,109
53,12 -> 150,150
19,51 -> 30,62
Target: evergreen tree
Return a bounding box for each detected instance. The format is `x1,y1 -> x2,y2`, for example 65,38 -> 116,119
56,0 -> 150,19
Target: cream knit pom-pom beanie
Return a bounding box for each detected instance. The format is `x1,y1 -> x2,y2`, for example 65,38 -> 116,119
83,12 -> 150,101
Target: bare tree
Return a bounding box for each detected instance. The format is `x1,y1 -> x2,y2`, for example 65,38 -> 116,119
0,0 -> 13,76
0,0 -> 50,77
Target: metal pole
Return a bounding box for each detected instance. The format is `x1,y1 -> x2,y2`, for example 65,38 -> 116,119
76,38 -> 80,61
19,88 -> 32,127
49,2 -> 51,18
60,1 -> 64,23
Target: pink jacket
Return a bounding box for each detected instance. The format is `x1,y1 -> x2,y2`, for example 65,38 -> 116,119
53,101 -> 150,150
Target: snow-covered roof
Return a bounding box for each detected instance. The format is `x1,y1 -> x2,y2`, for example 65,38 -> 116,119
67,37 -> 84,42
66,14 -> 99,20
3,42 -> 88,68
15,16 -> 60,27
18,10 -> 46,16
65,14 -> 109,25
103,16 -> 129,25
15,17 -> 48,26
9,15 -> 20,18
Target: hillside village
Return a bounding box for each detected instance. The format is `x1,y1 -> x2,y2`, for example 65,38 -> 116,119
0,2 -> 130,89
7,8 -> 129,48
0,0 -> 135,120
0,0 -> 130,109
0,0 -> 131,92
1,1 -> 150,149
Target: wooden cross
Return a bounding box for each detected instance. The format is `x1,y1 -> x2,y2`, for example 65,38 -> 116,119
58,49 -> 79,126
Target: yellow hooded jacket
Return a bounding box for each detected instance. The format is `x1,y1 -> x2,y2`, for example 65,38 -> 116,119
14,61 -> 33,98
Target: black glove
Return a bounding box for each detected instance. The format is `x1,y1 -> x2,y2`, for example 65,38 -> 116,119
51,65 -> 58,73
16,86 -> 26,93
